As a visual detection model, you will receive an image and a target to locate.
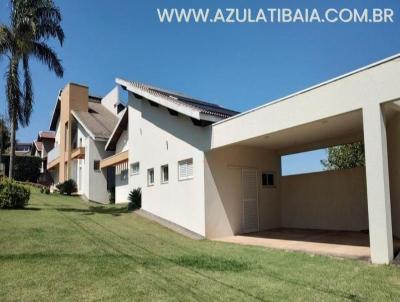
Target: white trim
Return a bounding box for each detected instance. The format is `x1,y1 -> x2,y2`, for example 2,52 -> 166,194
213,53 -> 400,127
105,108 -> 127,151
147,168 -> 155,186
161,164 -> 169,184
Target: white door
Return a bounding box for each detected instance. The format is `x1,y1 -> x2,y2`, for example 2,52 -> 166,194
242,168 -> 259,233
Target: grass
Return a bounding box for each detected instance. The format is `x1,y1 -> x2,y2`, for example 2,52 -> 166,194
0,190 -> 400,301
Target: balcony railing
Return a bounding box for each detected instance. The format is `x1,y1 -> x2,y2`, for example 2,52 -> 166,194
47,144 -> 60,164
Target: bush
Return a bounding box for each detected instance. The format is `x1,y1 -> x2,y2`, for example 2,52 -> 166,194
0,178 -> 30,209
128,187 -> 141,210
45,188 -> 50,195
56,179 -> 77,196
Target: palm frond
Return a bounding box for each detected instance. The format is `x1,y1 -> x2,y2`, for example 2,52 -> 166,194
32,41 -> 63,77
0,25 -> 14,55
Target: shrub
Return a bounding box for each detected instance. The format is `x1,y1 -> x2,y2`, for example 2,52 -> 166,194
128,188 -> 141,210
56,179 -> 77,196
40,186 -> 44,194
0,178 -> 30,209
45,188 -> 50,195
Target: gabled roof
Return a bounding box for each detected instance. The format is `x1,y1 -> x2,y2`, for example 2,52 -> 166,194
116,78 -> 239,123
32,141 -> 43,153
49,91 -> 105,131
72,101 -> 119,141
105,108 -> 128,151
38,131 -> 55,140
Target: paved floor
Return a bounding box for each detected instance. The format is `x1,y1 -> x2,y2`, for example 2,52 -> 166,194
215,228 -> 400,261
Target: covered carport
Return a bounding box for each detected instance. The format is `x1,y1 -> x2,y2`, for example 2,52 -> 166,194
205,54 -> 400,264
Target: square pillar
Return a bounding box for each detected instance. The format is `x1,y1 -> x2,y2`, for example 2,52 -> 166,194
363,103 -> 393,264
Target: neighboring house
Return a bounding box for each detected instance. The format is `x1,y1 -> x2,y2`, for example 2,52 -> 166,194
46,83 -> 123,202
45,54 -> 400,264
32,131 -> 56,173
15,143 -> 32,156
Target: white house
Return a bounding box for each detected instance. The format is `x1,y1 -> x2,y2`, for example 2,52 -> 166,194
98,54 -> 400,265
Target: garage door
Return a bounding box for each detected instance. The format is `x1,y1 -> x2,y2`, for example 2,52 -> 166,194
242,168 -> 259,233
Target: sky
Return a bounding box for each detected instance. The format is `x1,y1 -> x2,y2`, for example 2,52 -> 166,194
0,0 -> 399,175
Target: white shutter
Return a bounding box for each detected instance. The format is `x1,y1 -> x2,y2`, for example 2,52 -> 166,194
179,159 -> 193,180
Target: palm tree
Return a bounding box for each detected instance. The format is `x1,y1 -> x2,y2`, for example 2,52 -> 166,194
0,0 -> 64,179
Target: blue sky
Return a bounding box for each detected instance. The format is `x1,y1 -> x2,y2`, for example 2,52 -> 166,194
0,0 -> 399,175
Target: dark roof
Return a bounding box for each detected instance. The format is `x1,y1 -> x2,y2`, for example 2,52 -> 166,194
117,79 -> 239,120
72,101 -> 119,140
146,86 -> 239,118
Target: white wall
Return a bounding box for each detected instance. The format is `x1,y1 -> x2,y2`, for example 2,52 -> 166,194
101,87 -> 120,116
127,92 -> 210,236
204,145 -> 281,238
87,138 -> 113,203
280,167 -> 368,231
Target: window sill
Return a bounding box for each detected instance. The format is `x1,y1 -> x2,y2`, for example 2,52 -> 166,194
178,176 -> 194,182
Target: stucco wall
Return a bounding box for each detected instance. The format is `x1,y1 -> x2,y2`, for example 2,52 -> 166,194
87,138 -> 113,203
204,145 -> 281,238
280,167 -> 368,231
127,92 -> 210,236
387,114 -> 400,238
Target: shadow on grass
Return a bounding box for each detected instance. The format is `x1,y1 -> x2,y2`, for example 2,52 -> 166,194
0,207 -> 41,211
56,205 -> 129,216
171,255 -> 251,272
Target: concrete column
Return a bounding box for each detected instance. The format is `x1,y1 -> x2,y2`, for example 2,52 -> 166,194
363,103 -> 393,264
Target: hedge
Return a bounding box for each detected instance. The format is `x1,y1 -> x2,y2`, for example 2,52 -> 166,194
1,155 -> 42,183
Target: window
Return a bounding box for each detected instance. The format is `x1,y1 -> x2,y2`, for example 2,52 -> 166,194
94,160 -> 100,172
262,172 -> 275,187
161,165 -> 169,183
121,169 -> 128,181
147,168 -> 154,186
178,158 -> 193,180
130,162 -> 140,176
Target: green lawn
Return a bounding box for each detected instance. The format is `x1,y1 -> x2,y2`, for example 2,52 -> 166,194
0,190 -> 400,301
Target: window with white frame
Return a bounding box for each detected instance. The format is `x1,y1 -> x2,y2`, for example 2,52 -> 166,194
130,162 -> 140,176
178,158 -> 193,180
147,168 -> 154,186
161,164 -> 169,183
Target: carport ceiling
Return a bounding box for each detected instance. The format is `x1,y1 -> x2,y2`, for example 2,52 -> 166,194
238,110 -> 364,155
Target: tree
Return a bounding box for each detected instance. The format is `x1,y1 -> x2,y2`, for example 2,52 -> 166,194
0,0 -> 64,179
321,142 -> 365,170
0,116 -> 11,155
